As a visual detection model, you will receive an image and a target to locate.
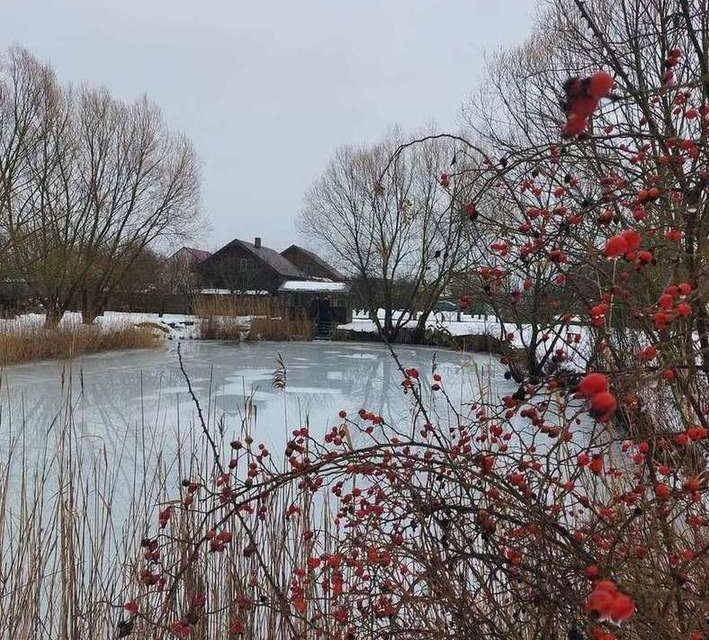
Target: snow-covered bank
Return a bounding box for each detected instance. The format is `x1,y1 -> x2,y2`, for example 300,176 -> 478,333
0,311 -> 206,340
339,311 -> 593,365
0,309 -> 597,371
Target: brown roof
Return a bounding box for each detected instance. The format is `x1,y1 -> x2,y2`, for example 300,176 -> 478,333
281,244 -> 345,281
186,247 -> 212,262
171,246 -> 212,262
222,239 -> 305,279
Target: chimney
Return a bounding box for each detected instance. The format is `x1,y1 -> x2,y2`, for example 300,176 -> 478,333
254,237 -> 262,249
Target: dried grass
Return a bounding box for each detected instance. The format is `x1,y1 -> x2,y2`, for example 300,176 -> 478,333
192,295 -> 277,318
0,321 -> 162,366
0,371 -> 322,639
247,315 -> 313,341
193,295 -> 313,341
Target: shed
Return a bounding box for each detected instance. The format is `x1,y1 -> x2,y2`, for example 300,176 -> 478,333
278,280 -> 352,334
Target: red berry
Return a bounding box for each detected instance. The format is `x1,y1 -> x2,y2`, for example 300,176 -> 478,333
609,592 -> 635,622
589,71 -> 614,99
589,455 -> 604,475
621,229 -> 641,251
655,483 -> 671,500
604,235 -> 629,258
675,302 -> 692,317
578,373 -> 609,397
590,392 -> 618,419
658,293 -> 674,310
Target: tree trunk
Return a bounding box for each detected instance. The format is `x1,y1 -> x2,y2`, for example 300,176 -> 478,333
44,303 -> 63,328
412,311 -> 431,343
81,306 -> 100,324
81,289 -> 102,324
383,307 -> 394,341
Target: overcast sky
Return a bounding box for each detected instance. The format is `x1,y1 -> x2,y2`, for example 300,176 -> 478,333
2,0 -> 537,252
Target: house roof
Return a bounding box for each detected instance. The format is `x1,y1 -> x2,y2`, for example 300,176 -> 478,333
281,244 -> 345,281
171,246 -> 212,262
222,239 -> 305,279
278,280 -> 351,293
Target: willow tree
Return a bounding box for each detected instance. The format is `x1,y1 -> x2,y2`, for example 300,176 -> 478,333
0,47 -> 200,325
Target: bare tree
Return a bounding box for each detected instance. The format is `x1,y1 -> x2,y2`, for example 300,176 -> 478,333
162,251 -> 206,296
299,130 -> 476,341
0,47 -> 201,325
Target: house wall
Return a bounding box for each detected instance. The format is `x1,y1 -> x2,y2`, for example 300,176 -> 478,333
199,245 -> 283,293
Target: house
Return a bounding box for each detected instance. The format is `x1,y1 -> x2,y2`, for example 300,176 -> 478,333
199,237 -> 306,294
277,279 -> 352,329
164,246 -> 212,295
199,237 -> 353,333
280,245 -> 345,281
170,247 -> 212,264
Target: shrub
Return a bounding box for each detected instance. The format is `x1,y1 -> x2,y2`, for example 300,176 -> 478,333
2,1 -> 707,640
122,2 -> 707,639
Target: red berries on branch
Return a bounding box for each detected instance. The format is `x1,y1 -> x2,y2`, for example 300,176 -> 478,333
577,372 -> 608,397
585,580 -> 635,623
577,373 -> 617,421
561,71 -> 615,138
464,201 -> 477,220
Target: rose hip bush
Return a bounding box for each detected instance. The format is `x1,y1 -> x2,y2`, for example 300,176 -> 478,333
121,1 -> 706,639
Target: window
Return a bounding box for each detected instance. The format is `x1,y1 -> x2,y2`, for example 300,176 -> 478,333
240,258 -> 248,271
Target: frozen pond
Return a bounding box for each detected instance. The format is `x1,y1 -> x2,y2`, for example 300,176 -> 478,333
0,340 -> 512,463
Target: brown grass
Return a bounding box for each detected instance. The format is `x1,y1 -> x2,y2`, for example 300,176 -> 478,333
193,295 -> 313,341
247,315 -> 313,341
199,315 -> 250,340
0,321 -> 162,365
0,373 -> 323,639
192,294 -> 279,318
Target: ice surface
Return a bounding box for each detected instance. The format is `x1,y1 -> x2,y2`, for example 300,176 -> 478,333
0,341 -> 513,468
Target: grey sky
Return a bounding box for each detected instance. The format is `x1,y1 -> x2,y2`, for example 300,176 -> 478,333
2,0 -> 537,252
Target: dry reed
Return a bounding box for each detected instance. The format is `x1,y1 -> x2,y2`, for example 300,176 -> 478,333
192,294 -> 277,318
0,321 -> 162,366
247,315 -> 313,341
193,295 -> 314,341
0,366 -> 325,639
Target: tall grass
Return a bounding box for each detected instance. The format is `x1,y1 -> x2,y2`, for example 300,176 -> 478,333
193,295 -> 268,340
193,295 -> 314,341
0,366 -> 323,639
0,321 -> 162,366
247,315 -> 313,341
192,295 -> 278,318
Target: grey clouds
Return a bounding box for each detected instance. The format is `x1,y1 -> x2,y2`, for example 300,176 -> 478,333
1,0 -> 537,250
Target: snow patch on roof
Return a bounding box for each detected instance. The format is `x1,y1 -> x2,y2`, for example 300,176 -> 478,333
278,280 -> 351,293
198,288 -> 269,295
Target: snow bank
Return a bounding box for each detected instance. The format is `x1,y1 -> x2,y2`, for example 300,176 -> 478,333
338,313 -> 593,370
0,311 -> 203,340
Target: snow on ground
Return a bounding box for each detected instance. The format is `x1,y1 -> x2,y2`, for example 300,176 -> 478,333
0,311 -> 204,340
340,311 -> 594,369
0,308 -> 594,369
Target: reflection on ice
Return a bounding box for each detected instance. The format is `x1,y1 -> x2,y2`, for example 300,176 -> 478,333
0,340 -> 510,463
